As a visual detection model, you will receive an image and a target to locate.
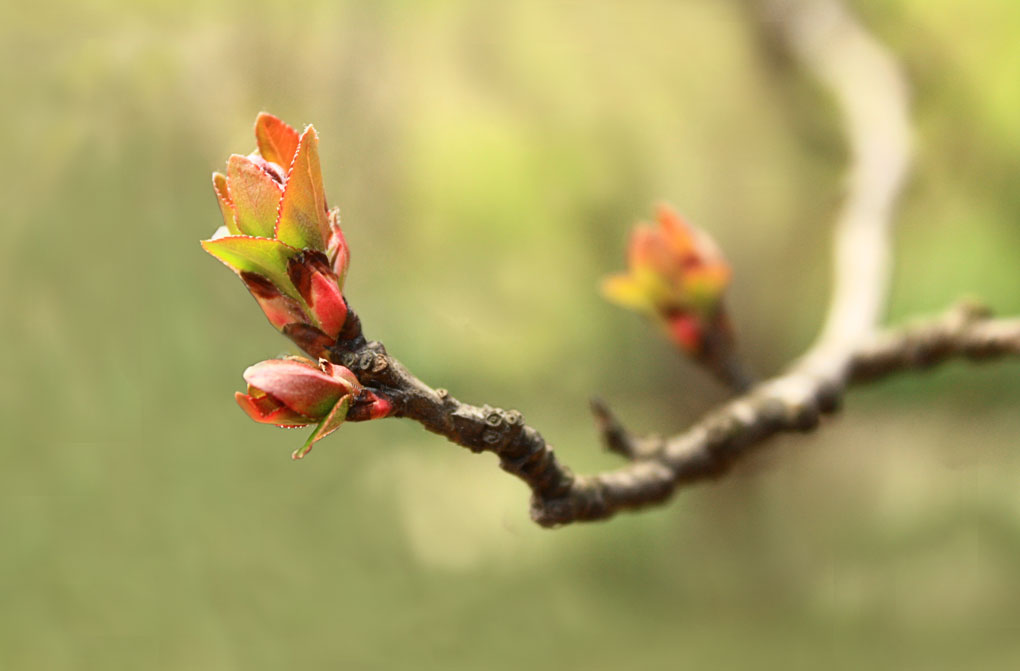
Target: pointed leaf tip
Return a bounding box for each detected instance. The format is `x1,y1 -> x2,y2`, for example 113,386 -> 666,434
235,391 -> 311,427
212,172 -> 240,235
292,395 -> 351,460
254,113 -> 300,168
275,125 -> 329,251
201,235 -> 303,301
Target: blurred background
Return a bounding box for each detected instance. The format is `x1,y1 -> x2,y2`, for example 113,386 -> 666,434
2,0 -> 1019,668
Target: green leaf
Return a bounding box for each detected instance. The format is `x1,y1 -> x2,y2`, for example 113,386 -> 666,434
292,395 -> 350,460
275,126 -> 329,251
201,236 -> 303,300
226,155 -> 283,238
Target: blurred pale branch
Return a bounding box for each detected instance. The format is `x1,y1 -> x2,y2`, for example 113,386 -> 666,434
752,0 -> 912,374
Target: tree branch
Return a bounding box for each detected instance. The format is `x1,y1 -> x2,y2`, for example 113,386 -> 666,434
330,302 -> 1020,527
320,0 -> 1016,527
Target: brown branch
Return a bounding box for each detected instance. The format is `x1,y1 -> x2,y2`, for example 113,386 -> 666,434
330,302 -> 1020,527
589,397 -> 663,461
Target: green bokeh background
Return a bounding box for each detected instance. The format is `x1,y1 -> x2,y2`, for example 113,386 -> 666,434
3,0 -> 1020,668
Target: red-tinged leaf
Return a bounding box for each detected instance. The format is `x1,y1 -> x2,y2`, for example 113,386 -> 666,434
287,251 -> 346,337
212,172 -> 240,234
243,359 -> 346,418
241,272 -> 310,331
275,126 -> 329,251
362,391 -> 393,420
369,395 -> 393,419
255,113 -> 300,168
345,389 -> 393,422
321,362 -> 361,390
284,252 -> 318,304
282,323 -> 335,359
201,235 -> 303,300
235,391 -> 312,427
226,155 -> 283,238
307,271 -> 347,337
292,395 -> 351,460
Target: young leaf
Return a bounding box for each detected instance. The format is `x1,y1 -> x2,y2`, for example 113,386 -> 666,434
293,395 -> 351,460
254,113 -> 300,168
212,172 -> 240,234
226,155 -> 284,238
275,126 -> 329,251
201,236 -> 303,300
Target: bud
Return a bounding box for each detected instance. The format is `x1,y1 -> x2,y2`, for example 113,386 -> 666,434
287,251 -> 347,339
602,205 -> 749,389
202,113 -> 351,354
235,357 -> 392,460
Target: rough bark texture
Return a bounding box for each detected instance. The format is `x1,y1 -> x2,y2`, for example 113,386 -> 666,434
329,303 -> 1020,527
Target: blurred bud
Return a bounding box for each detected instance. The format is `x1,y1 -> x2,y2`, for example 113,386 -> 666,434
235,357 -> 392,460
201,113 -> 352,354
602,205 -> 749,389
